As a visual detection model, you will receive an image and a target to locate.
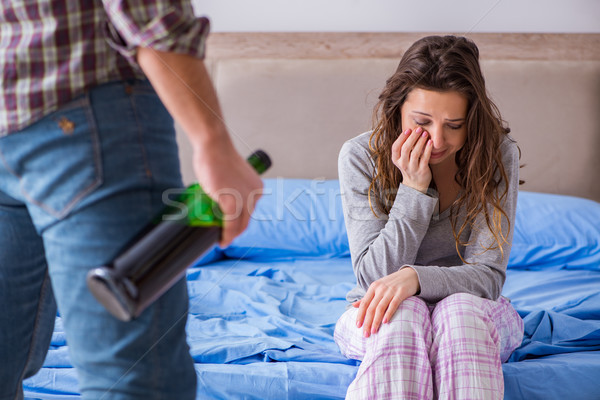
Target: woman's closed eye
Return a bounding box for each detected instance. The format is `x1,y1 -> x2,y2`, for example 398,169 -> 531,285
414,119 -> 463,130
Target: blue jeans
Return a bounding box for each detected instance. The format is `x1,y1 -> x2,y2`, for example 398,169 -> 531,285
0,80 -> 196,399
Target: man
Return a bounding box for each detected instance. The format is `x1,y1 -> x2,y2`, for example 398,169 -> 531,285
0,1 -> 261,398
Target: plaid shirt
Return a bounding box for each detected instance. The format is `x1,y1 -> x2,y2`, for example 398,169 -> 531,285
0,0 -> 210,136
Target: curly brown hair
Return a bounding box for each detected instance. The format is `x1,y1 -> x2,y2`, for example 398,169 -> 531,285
368,35 -> 516,262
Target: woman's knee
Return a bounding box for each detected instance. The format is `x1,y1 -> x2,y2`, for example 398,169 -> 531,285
431,293 -> 496,339
386,296 -> 430,324
376,296 -> 432,343
433,293 -> 487,317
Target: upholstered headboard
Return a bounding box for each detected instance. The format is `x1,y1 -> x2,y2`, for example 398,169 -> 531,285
175,33 -> 600,202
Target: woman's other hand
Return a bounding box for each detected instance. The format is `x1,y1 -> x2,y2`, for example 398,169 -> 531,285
391,127 -> 433,193
353,267 -> 420,337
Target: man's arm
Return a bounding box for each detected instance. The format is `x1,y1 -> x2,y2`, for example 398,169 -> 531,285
137,47 -> 263,247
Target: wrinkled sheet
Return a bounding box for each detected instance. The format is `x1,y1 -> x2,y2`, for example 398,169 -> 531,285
24,259 -> 600,399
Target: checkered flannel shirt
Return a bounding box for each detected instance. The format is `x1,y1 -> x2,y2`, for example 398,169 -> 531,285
0,0 -> 210,136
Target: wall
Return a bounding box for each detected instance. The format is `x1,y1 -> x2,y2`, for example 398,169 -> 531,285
192,0 -> 600,33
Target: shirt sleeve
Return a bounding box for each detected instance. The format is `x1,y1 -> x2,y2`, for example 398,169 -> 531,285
101,0 -> 210,68
405,137 -> 520,303
339,137 -> 438,294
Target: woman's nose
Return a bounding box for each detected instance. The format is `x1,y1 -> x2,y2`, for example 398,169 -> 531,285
427,126 -> 444,148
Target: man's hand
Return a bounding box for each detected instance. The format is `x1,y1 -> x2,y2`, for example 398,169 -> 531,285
191,139 -> 263,247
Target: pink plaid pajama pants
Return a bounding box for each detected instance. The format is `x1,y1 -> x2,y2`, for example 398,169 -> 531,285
334,293 -> 524,400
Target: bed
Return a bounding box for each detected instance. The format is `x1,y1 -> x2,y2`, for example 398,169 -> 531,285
23,32 -> 600,399
24,178 -> 600,399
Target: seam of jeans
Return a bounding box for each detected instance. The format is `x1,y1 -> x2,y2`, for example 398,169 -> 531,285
18,94 -> 104,220
0,146 -> 21,179
12,270 -> 51,400
128,90 -> 153,180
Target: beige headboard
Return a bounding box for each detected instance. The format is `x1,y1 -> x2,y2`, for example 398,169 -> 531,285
175,33 -> 600,202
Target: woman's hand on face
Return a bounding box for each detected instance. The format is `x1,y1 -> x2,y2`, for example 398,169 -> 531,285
391,127 -> 433,193
353,267 -> 420,338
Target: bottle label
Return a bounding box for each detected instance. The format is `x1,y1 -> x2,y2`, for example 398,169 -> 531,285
162,183 -> 223,227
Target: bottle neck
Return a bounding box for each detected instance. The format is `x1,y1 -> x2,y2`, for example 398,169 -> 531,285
247,151 -> 270,174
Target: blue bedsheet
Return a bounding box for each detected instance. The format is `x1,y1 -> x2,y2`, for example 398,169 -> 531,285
24,260 -> 600,400
22,182 -> 600,399
502,270 -> 600,400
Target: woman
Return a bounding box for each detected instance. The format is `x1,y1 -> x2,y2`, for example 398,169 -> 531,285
334,35 -> 524,399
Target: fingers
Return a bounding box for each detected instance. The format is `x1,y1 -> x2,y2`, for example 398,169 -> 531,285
391,128 -> 411,162
356,289 -> 374,328
356,269 -> 421,338
359,290 -> 396,338
420,138 -> 433,169
219,215 -> 246,248
398,127 -> 423,165
395,127 -> 429,167
217,192 -> 248,247
410,130 -> 430,166
192,145 -> 263,248
219,185 -> 264,247
382,296 -> 403,326
361,291 -> 385,337
369,293 -> 394,335
393,126 -> 432,192
356,284 -> 415,337
357,283 -> 400,338
359,292 -> 406,338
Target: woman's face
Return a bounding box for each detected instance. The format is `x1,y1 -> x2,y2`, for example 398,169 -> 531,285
400,88 -> 468,168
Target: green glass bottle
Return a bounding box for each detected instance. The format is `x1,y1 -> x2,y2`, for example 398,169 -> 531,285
86,150 -> 271,321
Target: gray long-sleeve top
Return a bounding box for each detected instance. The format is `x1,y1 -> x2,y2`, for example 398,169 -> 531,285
339,131 -> 520,304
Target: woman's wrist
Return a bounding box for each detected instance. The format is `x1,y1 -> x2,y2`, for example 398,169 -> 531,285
401,182 -> 429,195
398,266 -> 421,296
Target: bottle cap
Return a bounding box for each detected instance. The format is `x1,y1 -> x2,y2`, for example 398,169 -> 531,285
248,150 -> 272,174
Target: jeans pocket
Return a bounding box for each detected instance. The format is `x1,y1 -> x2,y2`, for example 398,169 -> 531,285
17,96 -> 103,219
